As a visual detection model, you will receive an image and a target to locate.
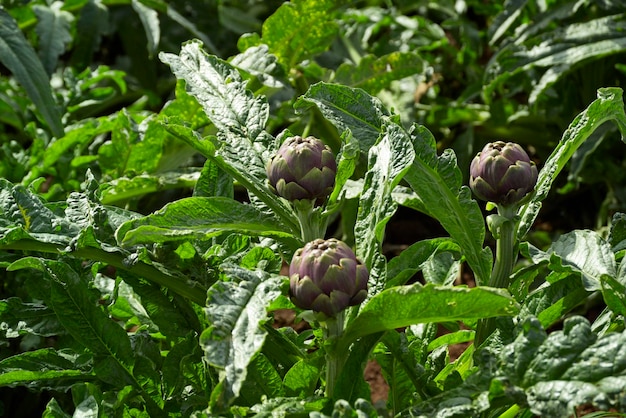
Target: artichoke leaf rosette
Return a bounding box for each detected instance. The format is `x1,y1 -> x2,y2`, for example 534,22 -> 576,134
289,238 -> 368,321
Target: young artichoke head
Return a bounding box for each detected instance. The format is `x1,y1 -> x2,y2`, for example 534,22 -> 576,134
266,136 -> 337,204
289,238 -> 368,319
469,141 -> 538,206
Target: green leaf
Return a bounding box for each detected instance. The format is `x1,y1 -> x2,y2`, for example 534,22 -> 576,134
294,82 -> 391,154
162,333 -> 205,402
237,353 -> 284,406
0,178 -> 78,245
376,331 -> 430,414
98,110 -> 166,177
283,359 -> 321,398
8,258 -> 136,384
131,0 -> 160,58
200,265 -> 283,406
0,8 -> 64,137
0,297 -> 63,338
230,44 -> 288,91
510,317 -> 626,417
334,52 -> 425,94
118,274 -> 199,338
386,238 -> 461,287
193,159 -> 233,198
40,117 -> 115,171
70,0 -> 109,70
117,196 -> 300,249
518,88 -> 626,237
600,275 -> 626,317
33,2 -> 74,75
0,348 -> 94,390
609,212 -> 626,251
485,14 -> 626,104
521,230 -> 616,291
99,170 -> 201,205
159,43 -> 299,232
341,284 -> 519,349
400,125 -> 493,285
253,0 -> 339,69
159,40 -> 269,144
43,398 -> 71,418
521,272 -> 589,328
354,122 -> 415,296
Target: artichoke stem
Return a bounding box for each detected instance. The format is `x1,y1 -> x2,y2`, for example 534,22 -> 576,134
294,200 -> 327,242
475,205 -> 517,347
323,311 -> 345,399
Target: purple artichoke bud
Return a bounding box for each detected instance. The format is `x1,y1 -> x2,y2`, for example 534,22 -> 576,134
266,136 -> 337,203
289,238 -> 368,318
469,141 -> 538,206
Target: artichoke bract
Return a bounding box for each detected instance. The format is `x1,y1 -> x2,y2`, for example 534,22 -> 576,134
289,238 -> 368,319
469,141 -> 538,206
266,136 -> 337,203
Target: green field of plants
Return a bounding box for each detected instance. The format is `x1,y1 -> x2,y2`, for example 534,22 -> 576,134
1,1 -> 626,417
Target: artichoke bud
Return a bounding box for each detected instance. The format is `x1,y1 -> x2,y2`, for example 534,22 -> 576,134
469,141 -> 538,206
266,136 -> 337,204
289,238 -> 368,319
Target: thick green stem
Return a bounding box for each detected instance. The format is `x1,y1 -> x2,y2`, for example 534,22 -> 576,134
294,200 -> 327,242
323,311 -> 345,399
497,404 -> 521,418
475,205 -> 517,346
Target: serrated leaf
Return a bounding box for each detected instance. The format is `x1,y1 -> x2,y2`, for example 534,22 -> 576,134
386,238 -> 461,287
484,15 -> 626,103
334,52 -> 425,94
131,0 -> 160,58
294,82 -> 390,154
0,297 -> 63,338
200,265 -> 282,405
0,348 -> 94,390
162,332 -> 204,400
513,317 -> 626,417
609,212 -> 626,252
341,284 -> 519,349
399,125 -> 493,285
99,170 -> 201,205
255,0 -> 338,69
9,259 -> 133,360
159,40 -> 269,143
283,359 -> 321,398
600,275 -> 626,317
70,0 -> 109,70
377,331 -> 430,413
521,230 -> 616,291
230,44 -> 287,90
355,122 -> 415,295
34,2 -> 73,75
0,8 -> 64,137
518,88 -> 626,238
159,43 -> 299,232
117,196 -> 300,249
0,178 -> 78,245
237,353 -> 284,405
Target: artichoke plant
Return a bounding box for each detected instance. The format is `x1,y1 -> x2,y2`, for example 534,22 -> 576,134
289,238 -> 368,318
266,136 -> 337,204
469,141 -> 538,206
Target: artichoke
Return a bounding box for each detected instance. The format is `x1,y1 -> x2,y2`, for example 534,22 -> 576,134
289,238 -> 368,318
266,136 -> 337,203
469,141 -> 538,206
